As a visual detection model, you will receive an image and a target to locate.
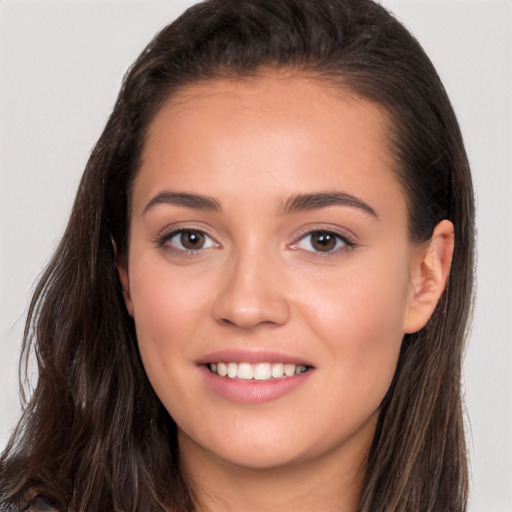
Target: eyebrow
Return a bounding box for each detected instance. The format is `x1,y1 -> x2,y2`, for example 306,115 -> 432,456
142,190 -> 377,218
281,191 -> 378,218
143,191 -> 222,214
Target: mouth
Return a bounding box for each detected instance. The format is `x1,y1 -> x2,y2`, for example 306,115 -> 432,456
207,362 -> 310,381
199,354 -> 313,403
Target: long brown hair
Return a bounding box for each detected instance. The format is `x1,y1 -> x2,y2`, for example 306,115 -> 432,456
0,1 -> 474,511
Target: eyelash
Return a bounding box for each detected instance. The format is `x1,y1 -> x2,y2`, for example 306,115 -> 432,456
155,228 -> 219,255
155,228 -> 356,257
291,229 -> 356,256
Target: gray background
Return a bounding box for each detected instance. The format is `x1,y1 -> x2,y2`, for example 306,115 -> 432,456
1,1 -> 511,510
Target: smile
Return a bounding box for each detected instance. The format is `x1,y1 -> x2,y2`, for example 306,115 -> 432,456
208,362 -> 309,381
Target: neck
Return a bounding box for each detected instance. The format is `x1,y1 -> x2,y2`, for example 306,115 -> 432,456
178,430 -> 371,512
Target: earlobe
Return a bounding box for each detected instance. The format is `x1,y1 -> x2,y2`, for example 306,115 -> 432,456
113,240 -> 134,316
403,219 -> 454,334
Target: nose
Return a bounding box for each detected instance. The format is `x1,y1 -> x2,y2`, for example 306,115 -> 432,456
211,249 -> 291,330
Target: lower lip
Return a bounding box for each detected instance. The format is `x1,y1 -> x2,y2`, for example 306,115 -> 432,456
199,365 -> 312,404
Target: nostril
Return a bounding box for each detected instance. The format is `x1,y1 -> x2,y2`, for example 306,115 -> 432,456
219,317 -> 237,327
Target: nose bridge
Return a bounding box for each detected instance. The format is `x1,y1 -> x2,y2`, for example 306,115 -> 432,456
212,239 -> 290,329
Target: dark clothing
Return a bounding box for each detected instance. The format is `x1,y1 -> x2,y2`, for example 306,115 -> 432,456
26,495 -> 59,512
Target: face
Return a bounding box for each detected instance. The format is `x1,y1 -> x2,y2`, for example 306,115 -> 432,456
120,73 -> 425,474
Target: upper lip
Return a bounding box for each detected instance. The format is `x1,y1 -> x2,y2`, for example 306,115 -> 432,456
196,348 -> 314,367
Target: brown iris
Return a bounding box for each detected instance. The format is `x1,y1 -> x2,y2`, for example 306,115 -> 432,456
310,231 -> 337,252
180,230 -> 206,250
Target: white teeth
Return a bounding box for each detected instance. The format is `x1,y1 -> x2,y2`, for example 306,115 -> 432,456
253,363 -> 271,380
208,361 -> 308,380
227,362 -> 237,378
217,362 -> 227,377
284,364 -> 296,377
237,362 -> 254,380
271,363 -> 284,378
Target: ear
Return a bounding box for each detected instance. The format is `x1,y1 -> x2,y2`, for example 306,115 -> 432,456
403,219 -> 454,334
113,239 -> 134,316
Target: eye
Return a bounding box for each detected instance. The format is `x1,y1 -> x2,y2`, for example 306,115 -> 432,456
294,230 -> 353,253
159,229 -> 217,252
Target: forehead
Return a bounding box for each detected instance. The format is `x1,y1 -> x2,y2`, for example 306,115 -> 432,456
135,72 -> 403,217
148,72 -> 392,145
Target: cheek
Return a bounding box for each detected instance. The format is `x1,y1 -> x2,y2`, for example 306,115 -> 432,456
130,254 -> 208,330
297,252 -> 411,389
127,257 -> 211,383
303,256 -> 409,328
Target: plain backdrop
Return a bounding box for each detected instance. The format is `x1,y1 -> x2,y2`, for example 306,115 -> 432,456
0,1 -> 511,510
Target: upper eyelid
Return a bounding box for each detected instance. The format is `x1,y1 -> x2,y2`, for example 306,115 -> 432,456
155,224 -> 218,241
154,227 -> 219,249
291,227 -> 356,247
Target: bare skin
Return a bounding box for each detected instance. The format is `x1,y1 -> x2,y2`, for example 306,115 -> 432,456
119,72 -> 454,511
179,411 -> 371,512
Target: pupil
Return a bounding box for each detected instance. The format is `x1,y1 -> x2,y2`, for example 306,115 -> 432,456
181,231 -> 205,249
312,232 -> 335,252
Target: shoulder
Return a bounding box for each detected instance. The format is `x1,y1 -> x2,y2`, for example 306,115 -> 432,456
26,495 -> 60,512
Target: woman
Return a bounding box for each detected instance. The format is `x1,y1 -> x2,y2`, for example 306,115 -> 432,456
0,0 -> 475,511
